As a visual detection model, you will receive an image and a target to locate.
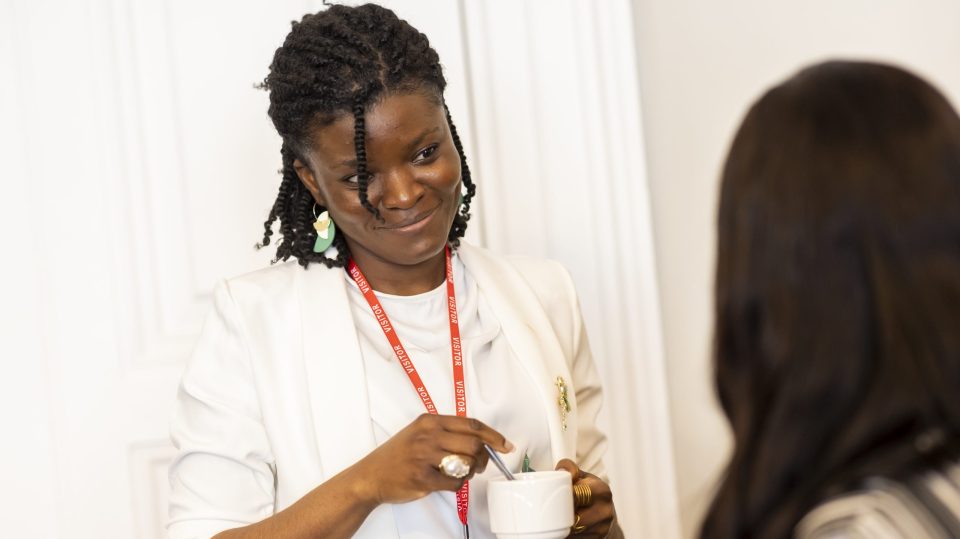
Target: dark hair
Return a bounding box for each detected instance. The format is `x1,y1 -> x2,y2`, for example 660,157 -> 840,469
702,61 -> 960,538
256,3 -> 475,268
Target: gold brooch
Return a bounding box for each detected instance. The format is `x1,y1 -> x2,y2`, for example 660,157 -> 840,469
556,376 -> 571,431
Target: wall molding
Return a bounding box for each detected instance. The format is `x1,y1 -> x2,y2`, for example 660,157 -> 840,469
129,440 -> 178,539
460,1 -> 681,536
106,0 -> 214,368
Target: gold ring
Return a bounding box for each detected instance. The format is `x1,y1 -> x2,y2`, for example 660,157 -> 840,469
438,454 -> 471,479
572,513 -> 587,534
573,483 -> 593,507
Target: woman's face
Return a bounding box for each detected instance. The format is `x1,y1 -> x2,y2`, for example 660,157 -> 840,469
294,92 -> 462,269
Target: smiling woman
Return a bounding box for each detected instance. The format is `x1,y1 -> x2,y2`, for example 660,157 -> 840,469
253,4 -> 476,275
293,93 -> 464,295
167,3 -> 621,539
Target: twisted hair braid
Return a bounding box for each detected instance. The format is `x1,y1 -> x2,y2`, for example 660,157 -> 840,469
352,101 -> 377,219
445,104 -> 474,243
256,3 -> 476,268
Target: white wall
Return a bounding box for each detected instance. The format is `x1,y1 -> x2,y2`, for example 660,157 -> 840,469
630,1 -> 960,537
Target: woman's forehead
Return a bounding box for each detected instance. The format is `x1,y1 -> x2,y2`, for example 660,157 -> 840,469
309,92 -> 446,164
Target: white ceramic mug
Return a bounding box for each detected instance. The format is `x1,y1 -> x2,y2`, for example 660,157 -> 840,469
487,470 -> 574,539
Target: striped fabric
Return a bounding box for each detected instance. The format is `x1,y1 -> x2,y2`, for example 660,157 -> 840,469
795,462 -> 960,538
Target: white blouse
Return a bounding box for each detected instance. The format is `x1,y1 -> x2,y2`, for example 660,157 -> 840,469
345,253 -> 552,539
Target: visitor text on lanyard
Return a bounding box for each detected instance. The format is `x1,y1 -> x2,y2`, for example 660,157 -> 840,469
347,246 -> 470,537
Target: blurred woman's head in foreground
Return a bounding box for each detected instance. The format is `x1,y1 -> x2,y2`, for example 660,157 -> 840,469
705,60 -> 960,538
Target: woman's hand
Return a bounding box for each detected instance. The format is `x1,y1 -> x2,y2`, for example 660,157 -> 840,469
212,414 -> 510,539
352,413 -> 514,506
555,459 -> 618,538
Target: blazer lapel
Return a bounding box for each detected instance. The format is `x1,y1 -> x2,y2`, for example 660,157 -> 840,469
295,266 -> 399,537
457,244 -> 578,462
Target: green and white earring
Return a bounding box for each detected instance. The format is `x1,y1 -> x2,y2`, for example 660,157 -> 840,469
312,206 -> 336,253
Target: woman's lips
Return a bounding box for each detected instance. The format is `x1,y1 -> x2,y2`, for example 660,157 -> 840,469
380,204 -> 439,233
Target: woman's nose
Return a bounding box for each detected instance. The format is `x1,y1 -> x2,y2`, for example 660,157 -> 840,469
379,168 -> 424,210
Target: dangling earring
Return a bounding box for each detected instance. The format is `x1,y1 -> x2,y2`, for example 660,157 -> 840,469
458,191 -> 465,209
312,205 -> 336,253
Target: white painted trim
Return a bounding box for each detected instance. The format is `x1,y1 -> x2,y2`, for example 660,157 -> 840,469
460,1 -> 681,536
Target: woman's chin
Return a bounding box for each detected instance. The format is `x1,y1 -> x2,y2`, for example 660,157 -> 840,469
348,234 -> 447,269
396,237 -> 450,266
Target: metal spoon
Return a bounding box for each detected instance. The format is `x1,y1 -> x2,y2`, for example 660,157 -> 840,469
484,444 -> 516,480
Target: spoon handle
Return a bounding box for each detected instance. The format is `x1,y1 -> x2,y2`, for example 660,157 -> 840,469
484,444 -> 516,480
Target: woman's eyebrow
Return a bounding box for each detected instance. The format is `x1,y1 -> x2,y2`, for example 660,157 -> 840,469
405,125 -> 441,151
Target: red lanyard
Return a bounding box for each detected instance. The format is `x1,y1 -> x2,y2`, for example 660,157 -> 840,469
347,246 -> 470,534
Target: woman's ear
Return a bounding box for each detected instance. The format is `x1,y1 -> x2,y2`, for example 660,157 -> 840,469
293,158 -> 325,206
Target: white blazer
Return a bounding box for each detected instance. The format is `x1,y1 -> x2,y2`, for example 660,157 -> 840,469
168,242 -> 608,539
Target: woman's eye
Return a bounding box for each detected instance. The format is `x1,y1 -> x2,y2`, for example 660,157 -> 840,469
414,144 -> 438,162
342,172 -> 375,185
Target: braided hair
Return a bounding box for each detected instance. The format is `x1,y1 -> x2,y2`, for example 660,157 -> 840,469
256,3 -> 476,268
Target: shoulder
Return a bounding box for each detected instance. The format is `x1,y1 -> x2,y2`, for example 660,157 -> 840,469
795,468 -> 960,539
222,260 -> 301,294
216,259 -> 340,314
457,242 -> 577,305
504,254 -> 579,316
502,254 -> 571,286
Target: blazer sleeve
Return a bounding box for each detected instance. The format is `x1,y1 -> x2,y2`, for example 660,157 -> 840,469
559,267 -> 610,482
510,254 -> 611,481
167,281 -> 277,539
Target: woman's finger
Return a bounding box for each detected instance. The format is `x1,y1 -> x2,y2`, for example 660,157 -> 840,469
560,465 -> 616,538
572,501 -> 613,536
555,458 -> 581,483
435,432 -> 491,473
436,415 -> 514,453
427,452 -> 478,492
576,474 -> 613,505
